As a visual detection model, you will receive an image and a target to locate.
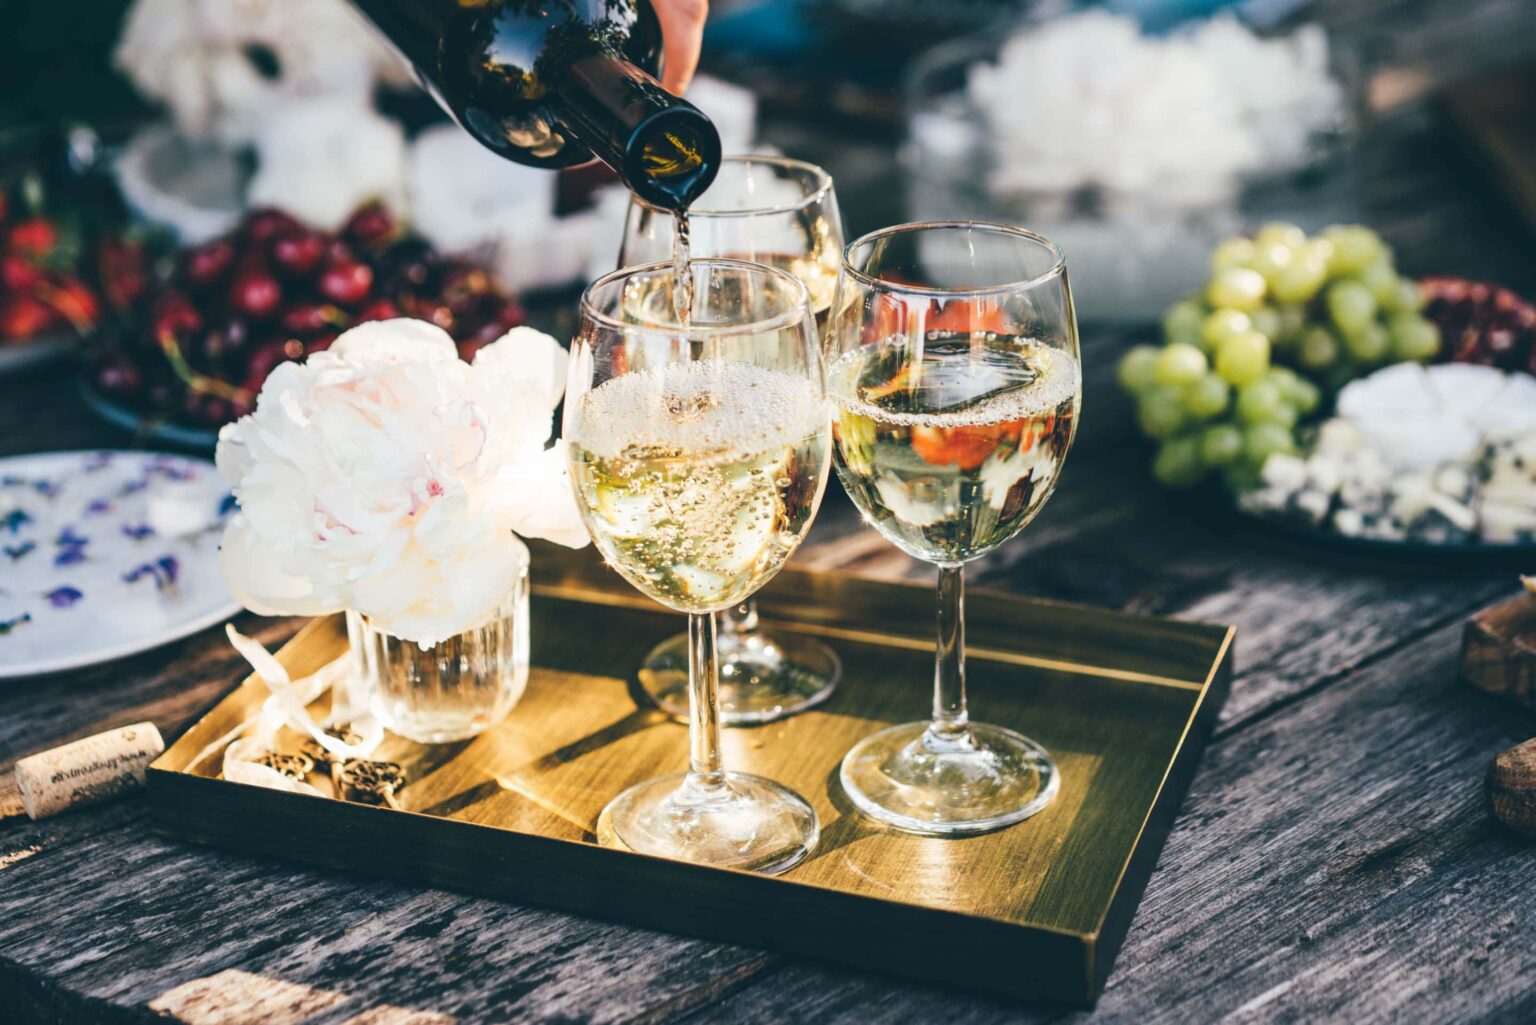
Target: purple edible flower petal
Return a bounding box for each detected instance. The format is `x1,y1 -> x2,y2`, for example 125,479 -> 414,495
84,499 -> 112,516
155,555 -> 181,587
45,587 -> 84,609
54,546 -> 87,567
218,493 -> 238,516
32,479 -> 59,497
55,526 -> 88,547
122,523 -> 156,541
149,462 -> 196,482
4,541 -> 35,561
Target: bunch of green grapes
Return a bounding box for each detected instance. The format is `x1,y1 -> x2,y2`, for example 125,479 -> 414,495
1119,223 -> 1441,491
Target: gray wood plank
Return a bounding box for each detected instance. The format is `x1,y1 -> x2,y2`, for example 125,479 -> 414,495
0,797 -> 772,1025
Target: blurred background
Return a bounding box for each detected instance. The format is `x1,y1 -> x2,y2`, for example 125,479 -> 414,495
1,0 -> 1534,485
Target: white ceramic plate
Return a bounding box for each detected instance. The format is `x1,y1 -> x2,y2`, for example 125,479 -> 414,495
0,450 -> 240,679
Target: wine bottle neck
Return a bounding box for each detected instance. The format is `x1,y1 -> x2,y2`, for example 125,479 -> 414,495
551,53 -> 720,211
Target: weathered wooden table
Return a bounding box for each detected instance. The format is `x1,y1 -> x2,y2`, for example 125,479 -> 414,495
4,58 -> 1536,1025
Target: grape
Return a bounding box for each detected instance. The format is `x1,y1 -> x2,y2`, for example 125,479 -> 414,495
1357,259 -> 1399,308
1254,222 -> 1307,251
1207,268 -> 1267,311
1269,245 -> 1329,304
1117,345 -> 1162,393
1210,237 -> 1257,273
1161,300 -> 1205,349
1297,326 -> 1339,369
1342,320 -> 1390,363
1200,424 -> 1244,466
1251,240 -> 1295,286
1292,378 -> 1321,413
1244,422 -> 1296,465
1388,313 -> 1441,361
1322,225 -> 1386,276
1214,330 -> 1270,386
1200,308 -> 1252,351
1182,373 -> 1231,420
1276,303 -> 1308,344
1236,379 -> 1285,424
1383,278 -> 1424,313
1153,342 -> 1208,386
1153,436 -> 1206,488
1326,279 -> 1377,334
1249,305 -> 1282,342
1137,390 -> 1186,439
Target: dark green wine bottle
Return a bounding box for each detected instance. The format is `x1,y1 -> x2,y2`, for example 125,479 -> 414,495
349,0 -> 720,210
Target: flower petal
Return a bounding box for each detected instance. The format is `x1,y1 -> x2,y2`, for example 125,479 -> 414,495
329,318 -> 458,366
474,326 -> 568,411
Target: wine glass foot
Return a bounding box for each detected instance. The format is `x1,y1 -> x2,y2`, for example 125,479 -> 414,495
596,771 -> 819,874
839,721 -> 1059,835
639,631 -> 841,725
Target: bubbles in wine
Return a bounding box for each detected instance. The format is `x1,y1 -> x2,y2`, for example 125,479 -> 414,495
571,360 -> 830,612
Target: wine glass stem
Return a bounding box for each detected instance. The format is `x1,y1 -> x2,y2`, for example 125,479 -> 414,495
687,612 -> 727,790
930,563 -> 970,742
719,598 -> 758,641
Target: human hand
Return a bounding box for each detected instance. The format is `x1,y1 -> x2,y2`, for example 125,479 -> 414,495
653,0 -> 707,94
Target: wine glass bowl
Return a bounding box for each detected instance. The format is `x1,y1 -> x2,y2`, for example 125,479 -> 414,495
622,156 -> 847,725
825,221 -> 1081,835
566,258 -> 831,871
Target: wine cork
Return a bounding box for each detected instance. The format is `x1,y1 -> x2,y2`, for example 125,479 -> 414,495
14,722 -> 165,820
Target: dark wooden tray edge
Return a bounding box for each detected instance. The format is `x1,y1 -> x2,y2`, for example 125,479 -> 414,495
146,768 -> 1093,1005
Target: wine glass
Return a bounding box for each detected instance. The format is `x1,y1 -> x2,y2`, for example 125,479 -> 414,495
619,156 -> 845,725
824,221 -> 1081,835
565,257 -> 832,872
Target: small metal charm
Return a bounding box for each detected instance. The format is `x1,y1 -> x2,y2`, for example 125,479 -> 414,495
337,759 -> 407,809
300,723 -> 366,787
256,751 -> 315,780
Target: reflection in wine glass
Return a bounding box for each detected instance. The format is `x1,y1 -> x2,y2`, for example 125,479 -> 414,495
824,221 -> 1082,835
620,156 -> 845,725
565,258 -> 832,871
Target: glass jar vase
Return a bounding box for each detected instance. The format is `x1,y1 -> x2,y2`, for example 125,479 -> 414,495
347,538 -> 530,744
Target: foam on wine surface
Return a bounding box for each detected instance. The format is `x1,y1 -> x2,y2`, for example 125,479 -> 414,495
575,360 -> 826,460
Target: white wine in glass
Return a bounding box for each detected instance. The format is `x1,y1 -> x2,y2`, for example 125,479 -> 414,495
826,221 -> 1082,835
566,258 -> 832,872
620,155 -> 846,725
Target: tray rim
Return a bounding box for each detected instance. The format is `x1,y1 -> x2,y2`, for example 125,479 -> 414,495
147,561 -> 1235,1005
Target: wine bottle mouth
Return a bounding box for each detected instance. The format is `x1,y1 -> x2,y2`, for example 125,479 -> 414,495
632,155 -> 836,218
623,105 -> 722,211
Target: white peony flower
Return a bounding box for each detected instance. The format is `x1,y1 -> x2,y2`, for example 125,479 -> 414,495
115,0 -> 409,144
216,319 -> 588,647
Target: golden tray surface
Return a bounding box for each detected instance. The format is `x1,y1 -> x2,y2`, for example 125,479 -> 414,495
149,544 -> 1234,1005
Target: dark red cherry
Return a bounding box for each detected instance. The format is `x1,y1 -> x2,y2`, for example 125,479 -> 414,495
229,271 -> 282,319
183,239 -> 235,288
270,230 -> 326,278
318,260 -> 373,308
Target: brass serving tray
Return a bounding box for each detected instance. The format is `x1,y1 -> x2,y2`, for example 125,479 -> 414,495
148,544 -> 1233,1005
